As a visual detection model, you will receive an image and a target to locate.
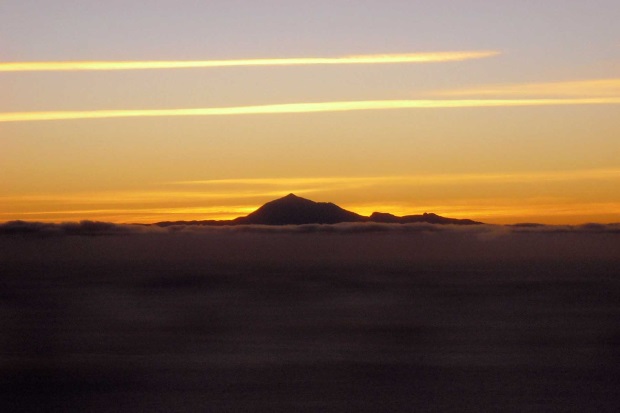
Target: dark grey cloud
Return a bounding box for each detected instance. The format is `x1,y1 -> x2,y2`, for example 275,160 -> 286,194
2,220 -> 619,267
0,220 -> 160,236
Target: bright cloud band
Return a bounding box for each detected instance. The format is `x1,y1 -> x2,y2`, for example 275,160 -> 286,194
434,78 -> 620,97
2,98 -> 620,123
171,168 -> 620,187
0,51 -> 498,72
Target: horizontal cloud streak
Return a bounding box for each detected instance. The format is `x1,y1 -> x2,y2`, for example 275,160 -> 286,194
3,98 -> 620,123
433,78 -> 620,97
0,51 -> 498,72
172,168 -> 620,187
2,168 -> 619,223
3,199 -> 619,226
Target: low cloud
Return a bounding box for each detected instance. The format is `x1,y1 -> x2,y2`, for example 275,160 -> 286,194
2,220 -> 619,237
0,220 -> 159,237
2,220 -> 619,267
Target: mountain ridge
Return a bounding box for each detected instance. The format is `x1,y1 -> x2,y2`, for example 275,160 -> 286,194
155,193 -> 483,226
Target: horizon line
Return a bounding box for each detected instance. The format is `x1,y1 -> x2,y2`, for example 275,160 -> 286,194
2,205 -> 619,226
2,190 -> 619,226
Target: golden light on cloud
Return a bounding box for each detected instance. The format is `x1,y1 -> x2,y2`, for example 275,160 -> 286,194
0,51 -> 499,72
433,78 -> 620,97
171,168 -> 620,188
348,201 -> 620,223
0,190 -> 295,223
2,98 -> 620,123
3,196 -> 618,225
0,206 -> 257,223
2,168 -> 619,224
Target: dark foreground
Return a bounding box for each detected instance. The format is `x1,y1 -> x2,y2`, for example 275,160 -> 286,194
1,226 -> 619,412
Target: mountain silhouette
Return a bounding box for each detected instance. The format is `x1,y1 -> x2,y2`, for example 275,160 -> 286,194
369,211 -> 481,225
155,194 -> 483,226
233,193 -> 365,225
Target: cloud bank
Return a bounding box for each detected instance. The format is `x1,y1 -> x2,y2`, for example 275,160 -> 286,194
2,220 -> 619,267
1,220 -> 619,237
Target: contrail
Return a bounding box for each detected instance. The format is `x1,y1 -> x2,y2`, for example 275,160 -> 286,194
2,98 -> 620,123
0,51 -> 498,72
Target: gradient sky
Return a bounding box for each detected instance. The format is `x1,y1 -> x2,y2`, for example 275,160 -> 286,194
2,0 -> 620,224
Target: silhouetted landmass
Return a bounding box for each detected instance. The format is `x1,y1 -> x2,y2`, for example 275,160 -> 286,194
234,193 -> 366,225
369,211 -> 481,225
156,193 -> 483,227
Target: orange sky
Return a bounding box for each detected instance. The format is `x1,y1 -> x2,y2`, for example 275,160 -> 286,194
2,2 -> 620,225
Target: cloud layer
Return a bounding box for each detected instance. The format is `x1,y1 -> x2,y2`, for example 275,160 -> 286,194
2,220 -> 619,237
2,221 -> 618,268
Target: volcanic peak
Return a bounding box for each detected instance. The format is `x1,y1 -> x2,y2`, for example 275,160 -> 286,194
155,193 -> 483,226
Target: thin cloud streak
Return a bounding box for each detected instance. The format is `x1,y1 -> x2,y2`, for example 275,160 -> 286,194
0,190 -> 309,205
0,190 -> 311,222
3,98 -> 620,123
0,206 -> 256,218
4,200 -> 619,224
172,168 -> 620,187
0,51 -> 498,72
433,78 -> 620,97
349,201 -> 620,219
3,169 -> 618,223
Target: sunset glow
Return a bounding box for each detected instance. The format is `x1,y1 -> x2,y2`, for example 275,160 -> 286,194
4,4 -> 620,409
3,167 -> 619,224
2,1 -> 619,225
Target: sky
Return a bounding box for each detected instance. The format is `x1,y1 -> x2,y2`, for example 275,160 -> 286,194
2,0 -> 620,224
